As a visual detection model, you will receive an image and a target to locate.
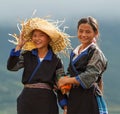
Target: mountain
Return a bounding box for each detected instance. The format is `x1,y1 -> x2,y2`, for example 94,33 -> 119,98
0,20 -> 120,114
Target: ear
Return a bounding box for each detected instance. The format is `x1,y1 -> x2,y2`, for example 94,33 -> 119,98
94,31 -> 99,38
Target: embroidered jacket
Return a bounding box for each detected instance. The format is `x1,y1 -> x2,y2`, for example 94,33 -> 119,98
67,44 -> 107,95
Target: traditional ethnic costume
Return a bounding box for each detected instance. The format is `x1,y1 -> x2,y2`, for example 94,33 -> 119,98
7,17 -> 71,114
67,43 -> 108,114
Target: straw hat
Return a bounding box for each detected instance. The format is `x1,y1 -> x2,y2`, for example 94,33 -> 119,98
9,17 -> 72,54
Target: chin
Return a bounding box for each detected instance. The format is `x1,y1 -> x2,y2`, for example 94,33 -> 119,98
35,45 -> 42,48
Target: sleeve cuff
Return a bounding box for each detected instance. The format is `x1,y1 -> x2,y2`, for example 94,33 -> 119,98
59,99 -> 68,109
75,76 -> 86,89
10,48 -> 21,56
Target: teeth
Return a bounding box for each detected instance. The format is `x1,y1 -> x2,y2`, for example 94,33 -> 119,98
36,41 -> 41,44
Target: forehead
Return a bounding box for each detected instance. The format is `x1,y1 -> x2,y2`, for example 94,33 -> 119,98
78,23 -> 93,30
33,29 -> 46,34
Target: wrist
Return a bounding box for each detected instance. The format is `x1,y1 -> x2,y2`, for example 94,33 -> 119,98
71,77 -> 80,85
15,45 -> 23,51
17,44 -> 23,48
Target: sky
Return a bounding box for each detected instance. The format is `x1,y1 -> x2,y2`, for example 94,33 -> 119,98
0,0 -> 120,26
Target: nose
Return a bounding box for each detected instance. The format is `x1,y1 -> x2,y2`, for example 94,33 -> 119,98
81,32 -> 86,37
34,36 -> 41,40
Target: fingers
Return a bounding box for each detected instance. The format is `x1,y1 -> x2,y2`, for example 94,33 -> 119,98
58,77 -> 70,88
18,32 -> 29,47
61,84 -> 72,94
57,77 -> 65,88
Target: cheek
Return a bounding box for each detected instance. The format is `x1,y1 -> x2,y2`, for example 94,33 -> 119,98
31,36 -> 38,40
44,37 -> 51,42
31,37 -> 35,42
77,32 -> 81,38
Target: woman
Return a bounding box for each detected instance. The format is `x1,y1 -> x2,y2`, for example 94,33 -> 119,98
7,17 -> 71,114
58,16 -> 108,114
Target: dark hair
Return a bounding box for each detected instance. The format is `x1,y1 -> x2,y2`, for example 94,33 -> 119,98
78,16 -> 103,92
77,16 -> 99,37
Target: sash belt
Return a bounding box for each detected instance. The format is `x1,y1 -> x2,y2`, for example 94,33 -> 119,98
24,83 -> 52,90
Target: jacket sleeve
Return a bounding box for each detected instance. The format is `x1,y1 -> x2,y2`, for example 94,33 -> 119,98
55,59 -> 68,109
7,48 -> 24,71
75,48 -> 107,89
56,89 -> 68,109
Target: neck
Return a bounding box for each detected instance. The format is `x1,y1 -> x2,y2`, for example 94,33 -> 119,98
38,48 -> 48,58
79,42 -> 93,54
81,42 -> 93,50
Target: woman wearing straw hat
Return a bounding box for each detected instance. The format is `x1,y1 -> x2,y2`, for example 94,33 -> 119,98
7,17 -> 71,114
58,16 -> 108,114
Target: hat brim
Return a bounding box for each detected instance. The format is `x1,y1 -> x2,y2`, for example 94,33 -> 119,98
21,18 -> 71,53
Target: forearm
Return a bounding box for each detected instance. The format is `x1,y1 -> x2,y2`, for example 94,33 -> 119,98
58,76 -> 80,88
7,49 -> 24,71
68,77 -> 79,85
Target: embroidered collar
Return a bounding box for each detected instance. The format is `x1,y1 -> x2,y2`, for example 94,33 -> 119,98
73,42 -> 95,56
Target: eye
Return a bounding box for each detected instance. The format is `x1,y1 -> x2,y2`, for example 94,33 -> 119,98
79,29 -> 83,33
86,30 -> 91,34
39,34 -> 44,37
33,34 -> 37,37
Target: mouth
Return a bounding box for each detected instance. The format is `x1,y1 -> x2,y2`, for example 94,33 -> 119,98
34,41 -> 42,45
81,37 -> 89,41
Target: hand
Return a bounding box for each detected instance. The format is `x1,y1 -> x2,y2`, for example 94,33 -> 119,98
15,32 -> 29,51
63,106 -> 67,114
18,32 -> 28,48
58,76 -> 72,94
58,76 -> 70,88
58,76 -> 80,92
61,84 -> 72,94
63,109 -> 67,114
